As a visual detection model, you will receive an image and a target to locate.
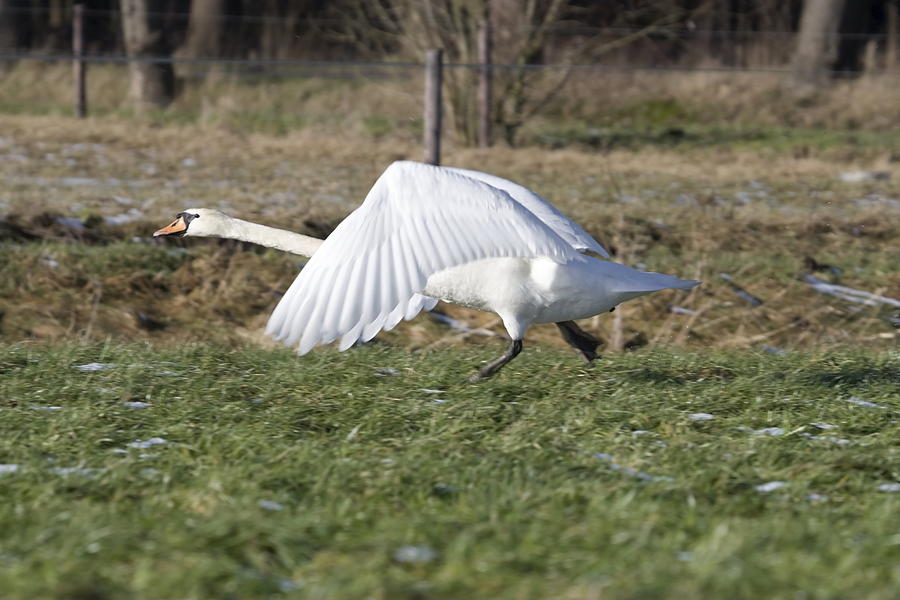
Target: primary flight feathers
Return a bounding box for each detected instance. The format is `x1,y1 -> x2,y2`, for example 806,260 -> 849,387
265,161 -> 600,354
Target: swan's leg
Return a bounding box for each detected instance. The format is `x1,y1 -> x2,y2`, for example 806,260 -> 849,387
468,339 -> 523,383
555,321 -> 601,364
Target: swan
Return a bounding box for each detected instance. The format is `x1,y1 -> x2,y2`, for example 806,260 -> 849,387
154,161 -> 699,381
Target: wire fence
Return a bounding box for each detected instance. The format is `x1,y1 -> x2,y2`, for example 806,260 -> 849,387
4,5 -> 900,158
4,51 -> 900,77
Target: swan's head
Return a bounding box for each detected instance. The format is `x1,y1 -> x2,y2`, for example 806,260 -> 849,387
153,208 -> 231,238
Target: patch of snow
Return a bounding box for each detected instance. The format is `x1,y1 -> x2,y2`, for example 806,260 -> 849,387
122,401 -> 150,409
810,423 -> 837,430
718,273 -> 764,306
374,367 -> 400,377
846,396 -> 886,409
669,306 -> 698,316
877,483 -> 900,493
127,437 -> 170,449
0,464 -> 20,475
433,483 -> 458,495
50,467 -> 101,477
760,345 -> 786,356
74,362 -> 119,372
29,406 -> 62,412
54,216 -> 85,231
103,208 -> 145,226
838,171 -> 890,183
420,389 -> 445,394
8,175 -> 154,189
755,481 -> 788,493
429,312 -> 496,336
689,413 -> 714,422
393,545 -> 437,564
592,452 -> 671,482
806,493 -> 829,502
799,433 -> 850,445
41,256 -> 60,269
801,274 -> 900,309
258,500 -> 284,511
754,427 -> 785,436
110,449 -> 128,454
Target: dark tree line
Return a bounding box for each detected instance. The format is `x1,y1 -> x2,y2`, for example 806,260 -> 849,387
0,1 -> 894,110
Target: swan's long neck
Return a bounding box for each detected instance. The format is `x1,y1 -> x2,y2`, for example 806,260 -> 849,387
222,217 -> 324,257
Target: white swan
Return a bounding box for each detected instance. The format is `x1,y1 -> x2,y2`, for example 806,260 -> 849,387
155,161 -> 699,380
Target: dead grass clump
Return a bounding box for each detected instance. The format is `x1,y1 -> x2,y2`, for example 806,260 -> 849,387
0,116 -> 896,354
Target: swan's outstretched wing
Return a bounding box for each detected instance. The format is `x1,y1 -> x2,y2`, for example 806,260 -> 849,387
445,166 -> 609,257
266,161 -> 579,354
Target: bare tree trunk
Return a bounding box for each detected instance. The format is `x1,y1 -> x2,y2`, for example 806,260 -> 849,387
834,0 -> 874,73
0,0 -> 26,53
790,0 -> 847,93
888,1 -> 899,72
120,0 -> 175,109
178,0 -> 226,58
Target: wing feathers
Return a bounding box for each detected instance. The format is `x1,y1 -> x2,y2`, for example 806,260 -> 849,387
267,161 -> 581,355
445,166 -> 609,257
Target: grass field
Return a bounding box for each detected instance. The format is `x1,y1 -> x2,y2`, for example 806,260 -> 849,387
0,80 -> 898,598
0,342 -> 898,599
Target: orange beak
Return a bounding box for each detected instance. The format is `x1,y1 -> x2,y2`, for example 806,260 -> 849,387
154,216 -> 188,237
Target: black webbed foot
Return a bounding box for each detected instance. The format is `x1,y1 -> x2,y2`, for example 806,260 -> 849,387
555,321 -> 602,364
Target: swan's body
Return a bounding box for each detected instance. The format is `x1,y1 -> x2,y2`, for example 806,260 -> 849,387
156,161 -> 698,380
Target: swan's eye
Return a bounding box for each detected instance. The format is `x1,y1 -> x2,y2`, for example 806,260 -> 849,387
177,212 -> 199,225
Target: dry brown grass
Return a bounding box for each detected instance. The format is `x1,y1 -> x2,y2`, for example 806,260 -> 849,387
8,61 -> 900,145
550,69 -> 900,131
1,114 -> 897,355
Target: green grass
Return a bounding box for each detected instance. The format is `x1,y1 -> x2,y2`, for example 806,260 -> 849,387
528,120 -> 900,155
1,342 -> 898,599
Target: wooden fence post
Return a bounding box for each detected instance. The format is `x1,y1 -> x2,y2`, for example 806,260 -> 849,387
73,4 -> 87,118
478,20 -> 493,148
423,48 -> 443,165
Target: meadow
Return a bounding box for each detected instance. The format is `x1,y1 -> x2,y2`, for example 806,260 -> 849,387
0,66 -> 898,598
0,343 -> 898,599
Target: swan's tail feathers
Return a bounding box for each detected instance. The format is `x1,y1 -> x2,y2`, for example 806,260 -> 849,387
667,277 -> 701,291
616,272 -> 700,294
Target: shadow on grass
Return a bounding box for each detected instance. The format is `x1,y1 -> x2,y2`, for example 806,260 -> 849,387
618,369 -> 690,386
619,365 -> 740,386
805,363 -> 900,388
